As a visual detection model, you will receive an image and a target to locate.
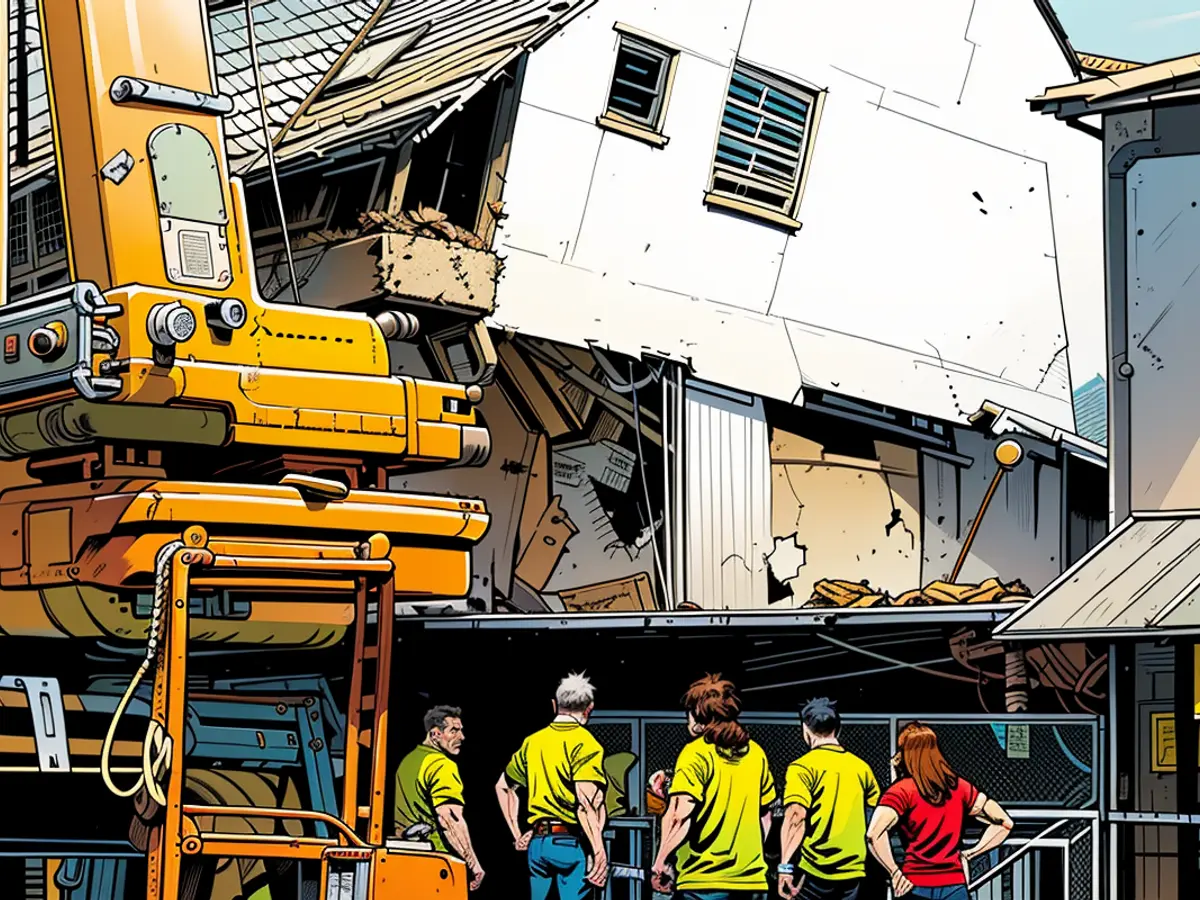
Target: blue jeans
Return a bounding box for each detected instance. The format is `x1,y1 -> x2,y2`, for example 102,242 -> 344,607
528,834 -> 593,900
912,887 -> 969,900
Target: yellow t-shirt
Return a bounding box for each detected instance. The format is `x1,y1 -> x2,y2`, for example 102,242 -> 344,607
393,744 -> 465,853
784,745 -> 881,880
505,720 -> 606,825
669,737 -> 777,891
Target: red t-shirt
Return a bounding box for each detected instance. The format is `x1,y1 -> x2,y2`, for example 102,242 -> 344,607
878,776 -> 980,887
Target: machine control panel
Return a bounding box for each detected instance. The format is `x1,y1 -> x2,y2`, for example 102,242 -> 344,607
0,282 -> 122,401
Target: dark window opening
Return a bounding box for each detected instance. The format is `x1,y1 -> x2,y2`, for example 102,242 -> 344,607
401,79 -> 502,232
14,0 -> 30,168
9,196 -> 29,268
605,36 -> 671,127
323,163 -> 383,233
32,184 -> 66,258
246,175 -> 324,235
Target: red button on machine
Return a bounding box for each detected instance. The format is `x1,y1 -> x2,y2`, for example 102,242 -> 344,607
3,335 -> 17,363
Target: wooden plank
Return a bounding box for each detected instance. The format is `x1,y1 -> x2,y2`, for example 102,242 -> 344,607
514,495 -> 578,592
271,0 -> 399,148
497,341 -> 574,438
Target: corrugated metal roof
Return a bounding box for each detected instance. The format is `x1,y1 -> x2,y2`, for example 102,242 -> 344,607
268,0 -> 594,168
9,0 -> 592,183
1072,374 -> 1106,446
995,514 -> 1200,639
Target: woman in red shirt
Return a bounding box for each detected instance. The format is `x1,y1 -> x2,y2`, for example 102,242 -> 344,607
866,723 -> 1013,899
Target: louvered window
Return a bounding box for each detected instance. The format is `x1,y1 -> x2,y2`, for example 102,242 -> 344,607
604,34 -> 673,129
710,61 -> 818,216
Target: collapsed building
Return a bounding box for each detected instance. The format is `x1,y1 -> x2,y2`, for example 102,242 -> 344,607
2,1 -> 1120,898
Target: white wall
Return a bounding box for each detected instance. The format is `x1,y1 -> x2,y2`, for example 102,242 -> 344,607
491,0 -> 1103,431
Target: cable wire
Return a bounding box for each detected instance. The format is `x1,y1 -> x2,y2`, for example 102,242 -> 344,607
245,0 -> 300,303
816,632 -> 978,684
100,540 -> 181,804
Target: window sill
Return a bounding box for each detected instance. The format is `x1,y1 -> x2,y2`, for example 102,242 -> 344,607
595,114 -> 670,148
702,192 -> 803,232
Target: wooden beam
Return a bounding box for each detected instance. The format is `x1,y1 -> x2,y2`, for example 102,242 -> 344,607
270,0 -> 398,149
497,340 -> 574,438
475,55 -> 527,244
516,337 -> 662,445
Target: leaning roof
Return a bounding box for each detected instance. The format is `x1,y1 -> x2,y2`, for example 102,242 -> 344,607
1033,51 -> 1200,114
1075,52 -> 1142,77
268,0 -> 594,169
8,0 -> 592,182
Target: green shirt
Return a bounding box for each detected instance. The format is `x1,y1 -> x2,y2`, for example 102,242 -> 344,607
505,720 -> 606,825
393,744 -> 465,852
670,737 -> 777,891
784,745 -> 881,880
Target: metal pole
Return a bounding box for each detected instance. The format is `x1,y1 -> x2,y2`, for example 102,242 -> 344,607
949,439 -> 1024,582
1176,639 -> 1198,899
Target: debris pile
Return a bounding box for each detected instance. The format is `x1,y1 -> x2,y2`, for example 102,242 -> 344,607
807,577 -> 1032,609
359,204 -> 493,252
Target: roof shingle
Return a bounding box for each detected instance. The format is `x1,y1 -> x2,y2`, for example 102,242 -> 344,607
9,0 -> 592,183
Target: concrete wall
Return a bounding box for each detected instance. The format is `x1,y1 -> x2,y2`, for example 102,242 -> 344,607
769,427 -> 922,601
492,0 -> 1100,430
924,428 -> 1065,593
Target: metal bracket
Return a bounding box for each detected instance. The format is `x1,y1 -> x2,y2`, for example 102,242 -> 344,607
110,76 -> 234,115
0,675 -> 71,772
101,149 -> 136,185
1108,138 -> 1164,176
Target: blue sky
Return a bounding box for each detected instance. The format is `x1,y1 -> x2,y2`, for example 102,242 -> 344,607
1052,1 -> 1200,61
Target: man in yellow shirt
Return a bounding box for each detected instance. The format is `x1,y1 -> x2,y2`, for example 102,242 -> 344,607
393,705 -> 484,890
495,673 -> 609,899
778,698 -> 880,900
651,674 -> 776,899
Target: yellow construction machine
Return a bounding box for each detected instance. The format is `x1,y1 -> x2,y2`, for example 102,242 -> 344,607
0,1 -> 489,897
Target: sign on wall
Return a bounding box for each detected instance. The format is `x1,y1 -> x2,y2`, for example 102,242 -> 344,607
1150,712 -> 1200,772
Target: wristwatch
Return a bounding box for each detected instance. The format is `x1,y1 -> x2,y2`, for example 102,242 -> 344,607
777,864 -> 795,875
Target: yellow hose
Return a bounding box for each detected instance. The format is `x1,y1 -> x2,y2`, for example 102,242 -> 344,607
100,540 -> 183,802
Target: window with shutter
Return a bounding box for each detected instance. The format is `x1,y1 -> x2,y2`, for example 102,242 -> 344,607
707,60 -> 821,225
597,27 -> 679,146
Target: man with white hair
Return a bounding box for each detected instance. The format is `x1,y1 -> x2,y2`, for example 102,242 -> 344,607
496,673 -> 609,898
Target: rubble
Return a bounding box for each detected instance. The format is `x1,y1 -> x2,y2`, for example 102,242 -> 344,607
358,205 -> 495,255
807,576 -> 1032,609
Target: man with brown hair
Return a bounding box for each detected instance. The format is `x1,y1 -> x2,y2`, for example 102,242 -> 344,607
651,674 -> 776,899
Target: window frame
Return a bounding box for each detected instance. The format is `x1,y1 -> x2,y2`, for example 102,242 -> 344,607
7,179 -> 69,300
595,23 -> 681,149
703,58 -> 825,232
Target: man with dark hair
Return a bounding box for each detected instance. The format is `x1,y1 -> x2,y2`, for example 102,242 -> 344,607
777,698 -> 880,900
395,705 -> 484,890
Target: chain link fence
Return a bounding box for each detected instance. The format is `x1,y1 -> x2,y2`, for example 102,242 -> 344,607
590,711 -> 1100,900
